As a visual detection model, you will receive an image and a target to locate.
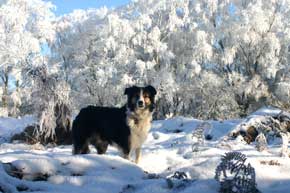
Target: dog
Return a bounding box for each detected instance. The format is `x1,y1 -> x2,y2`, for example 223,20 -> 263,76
72,85 -> 157,163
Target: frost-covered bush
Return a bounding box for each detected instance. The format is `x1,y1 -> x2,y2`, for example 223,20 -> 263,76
166,171 -> 191,190
232,111 -> 290,144
24,64 -> 72,144
280,132 -> 289,157
215,152 -> 260,193
273,82 -> 290,104
231,75 -> 270,117
255,133 -> 267,152
192,122 -> 209,152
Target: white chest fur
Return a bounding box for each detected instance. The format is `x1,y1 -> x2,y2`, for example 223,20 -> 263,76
126,109 -> 152,150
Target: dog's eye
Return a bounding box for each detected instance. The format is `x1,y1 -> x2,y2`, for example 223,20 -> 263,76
143,93 -> 150,98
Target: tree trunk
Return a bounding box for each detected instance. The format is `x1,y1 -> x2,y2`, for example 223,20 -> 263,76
1,73 -> 9,108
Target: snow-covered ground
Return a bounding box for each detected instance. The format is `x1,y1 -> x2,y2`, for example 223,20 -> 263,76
0,107 -> 289,193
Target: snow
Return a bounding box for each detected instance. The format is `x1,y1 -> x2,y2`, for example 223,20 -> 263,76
0,115 -> 36,143
0,108 -> 290,193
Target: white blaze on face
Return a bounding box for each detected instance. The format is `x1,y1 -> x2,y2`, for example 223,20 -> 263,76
140,89 -> 144,102
137,89 -> 145,108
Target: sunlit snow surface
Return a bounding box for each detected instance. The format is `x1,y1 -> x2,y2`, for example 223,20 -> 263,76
0,107 -> 289,193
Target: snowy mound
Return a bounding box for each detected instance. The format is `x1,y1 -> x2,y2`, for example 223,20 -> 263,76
0,147 -> 144,193
0,115 -> 36,144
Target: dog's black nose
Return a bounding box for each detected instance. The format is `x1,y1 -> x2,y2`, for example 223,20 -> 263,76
138,101 -> 144,107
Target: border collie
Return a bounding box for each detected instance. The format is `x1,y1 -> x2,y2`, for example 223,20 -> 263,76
72,85 -> 157,163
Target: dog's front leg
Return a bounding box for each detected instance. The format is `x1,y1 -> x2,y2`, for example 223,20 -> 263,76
135,148 -> 141,164
122,148 -> 130,161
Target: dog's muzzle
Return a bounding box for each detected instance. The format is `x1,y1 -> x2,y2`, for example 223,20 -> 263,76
137,100 -> 145,108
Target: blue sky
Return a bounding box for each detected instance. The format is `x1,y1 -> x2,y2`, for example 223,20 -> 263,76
45,0 -> 131,16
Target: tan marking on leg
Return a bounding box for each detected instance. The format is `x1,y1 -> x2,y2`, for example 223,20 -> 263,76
135,148 -> 141,164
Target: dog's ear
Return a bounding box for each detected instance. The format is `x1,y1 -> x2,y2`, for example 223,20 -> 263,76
124,87 -> 130,95
145,85 -> 157,96
124,86 -> 138,95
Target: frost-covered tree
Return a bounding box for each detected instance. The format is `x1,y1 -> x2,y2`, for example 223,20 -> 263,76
214,0 -> 290,114
52,8 -> 132,108
0,0 -> 55,115
12,0 -> 290,120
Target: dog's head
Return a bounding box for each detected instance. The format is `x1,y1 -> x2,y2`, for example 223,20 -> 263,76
124,85 -> 157,113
